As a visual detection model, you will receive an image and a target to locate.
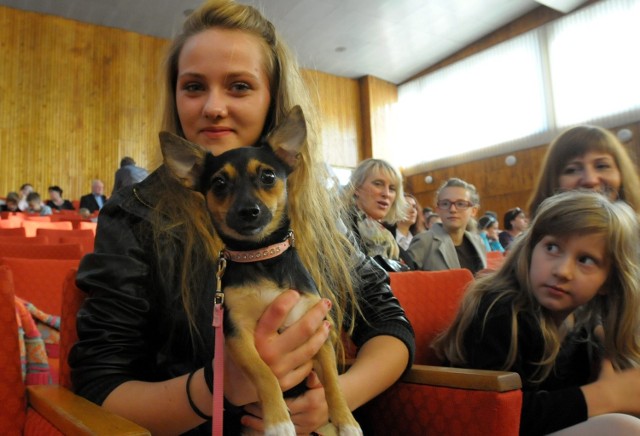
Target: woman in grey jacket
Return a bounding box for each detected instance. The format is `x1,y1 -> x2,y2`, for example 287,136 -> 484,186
408,178 -> 486,275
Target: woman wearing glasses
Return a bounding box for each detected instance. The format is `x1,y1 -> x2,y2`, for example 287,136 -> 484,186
407,177 -> 486,275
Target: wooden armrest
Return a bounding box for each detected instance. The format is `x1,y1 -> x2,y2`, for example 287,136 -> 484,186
27,385 -> 150,435
401,364 -> 522,392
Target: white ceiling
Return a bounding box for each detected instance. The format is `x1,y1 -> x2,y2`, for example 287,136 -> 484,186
1,0 -> 572,84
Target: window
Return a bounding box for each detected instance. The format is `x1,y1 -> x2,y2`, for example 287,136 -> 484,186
395,0 -> 640,173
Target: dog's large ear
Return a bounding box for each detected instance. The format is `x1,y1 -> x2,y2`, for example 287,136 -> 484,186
266,105 -> 307,169
159,131 -> 208,190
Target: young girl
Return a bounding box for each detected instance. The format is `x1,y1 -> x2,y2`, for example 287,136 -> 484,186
408,177 -> 487,275
69,1 -> 414,434
433,190 -> 640,435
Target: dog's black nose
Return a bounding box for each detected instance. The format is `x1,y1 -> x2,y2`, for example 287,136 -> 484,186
239,205 -> 260,221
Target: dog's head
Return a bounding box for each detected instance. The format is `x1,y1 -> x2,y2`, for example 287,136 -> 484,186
160,106 -> 307,246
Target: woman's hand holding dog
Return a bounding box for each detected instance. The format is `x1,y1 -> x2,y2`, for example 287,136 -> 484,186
223,290 -> 331,406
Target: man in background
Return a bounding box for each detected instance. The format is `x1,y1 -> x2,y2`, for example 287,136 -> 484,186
80,179 -> 107,213
113,156 -> 149,193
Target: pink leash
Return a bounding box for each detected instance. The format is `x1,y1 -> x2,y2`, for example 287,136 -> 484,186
212,256 -> 227,436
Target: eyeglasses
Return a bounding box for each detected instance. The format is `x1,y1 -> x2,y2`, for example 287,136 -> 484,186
437,200 -> 474,210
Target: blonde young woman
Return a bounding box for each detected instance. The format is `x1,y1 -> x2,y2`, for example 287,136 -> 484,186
343,158 -> 414,271
433,190 -> 640,436
408,177 -> 486,275
69,1 -> 414,434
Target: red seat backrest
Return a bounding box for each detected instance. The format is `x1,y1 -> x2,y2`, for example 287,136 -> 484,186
0,258 -> 81,316
389,269 -> 473,365
0,236 -> 50,245
486,251 -> 506,270
59,268 -> 84,389
0,227 -> 27,236
0,265 -> 27,432
59,236 -> 95,255
0,243 -> 83,260
21,221 -> 73,237
35,228 -> 95,244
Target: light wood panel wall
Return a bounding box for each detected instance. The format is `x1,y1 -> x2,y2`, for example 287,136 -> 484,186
406,121 -> 640,224
359,75 -> 398,161
302,70 -> 361,169
0,6 -> 363,201
0,6 -> 168,200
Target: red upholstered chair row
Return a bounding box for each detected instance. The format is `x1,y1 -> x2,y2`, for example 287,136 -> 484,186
361,270 -> 523,436
0,257 -> 81,317
35,228 -> 95,243
0,265 -> 150,435
0,243 -> 83,260
0,235 -> 51,244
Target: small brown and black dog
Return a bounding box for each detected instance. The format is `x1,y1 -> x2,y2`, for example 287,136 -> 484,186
161,106 -> 362,436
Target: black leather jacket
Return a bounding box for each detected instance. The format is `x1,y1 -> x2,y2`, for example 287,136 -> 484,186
69,168 -> 415,433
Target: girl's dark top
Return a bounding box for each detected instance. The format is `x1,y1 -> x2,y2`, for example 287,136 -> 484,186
461,292 -> 600,436
69,169 -> 415,434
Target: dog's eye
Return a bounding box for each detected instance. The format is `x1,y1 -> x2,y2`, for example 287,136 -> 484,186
210,176 -> 228,194
260,169 -> 276,186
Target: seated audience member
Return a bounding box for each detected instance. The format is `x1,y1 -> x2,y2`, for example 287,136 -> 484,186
344,158 -> 414,271
425,212 -> 442,230
478,215 -> 504,253
408,177 -> 486,275
528,124 -> 640,217
498,207 -> 528,250
46,185 -> 75,211
422,206 -> 433,225
386,193 -> 426,250
26,192 -> 53,216
17,183 -> 34,211
1,192 -> 20,212
433,191 -> 640,436
79,179 -> 107,213
112,156 -> 149,193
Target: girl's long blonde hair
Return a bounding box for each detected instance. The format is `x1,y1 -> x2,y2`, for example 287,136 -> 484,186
434,190 -> 640,383
151,0 -> 359,358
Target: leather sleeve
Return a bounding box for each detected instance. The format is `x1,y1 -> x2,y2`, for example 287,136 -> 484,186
347,251 -> 416,373
69,187 -> 204,406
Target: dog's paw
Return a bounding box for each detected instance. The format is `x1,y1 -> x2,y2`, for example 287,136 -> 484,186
264,422 -> 296,436
338,424 -> 363,436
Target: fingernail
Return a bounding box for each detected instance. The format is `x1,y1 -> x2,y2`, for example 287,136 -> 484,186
323,299 -> 332,309
323,320 -> 331,330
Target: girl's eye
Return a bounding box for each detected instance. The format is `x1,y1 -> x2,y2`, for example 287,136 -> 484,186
389,186 -> 397,192
578,256 -> 597,266
562,165 -> 580,175
183,82 -> 204,93
544,243 -> 559,254
230,82 -> 250,93
596,162 -> 612,170
260,169 -> 276,185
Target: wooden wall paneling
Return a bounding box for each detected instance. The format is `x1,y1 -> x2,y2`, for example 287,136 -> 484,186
0,6 -> 166,200
301,70 -> 361,169
358,75 -> 398,163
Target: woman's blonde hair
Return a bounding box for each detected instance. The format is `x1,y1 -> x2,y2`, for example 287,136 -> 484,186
528,125 -> 640,217
434,190 -> 640,383
152,0 -> 359,357
344,158 -> 408,223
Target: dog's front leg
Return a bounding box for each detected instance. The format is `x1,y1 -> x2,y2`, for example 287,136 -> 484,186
226,326 -> 296,436
314,342 -> 362,435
